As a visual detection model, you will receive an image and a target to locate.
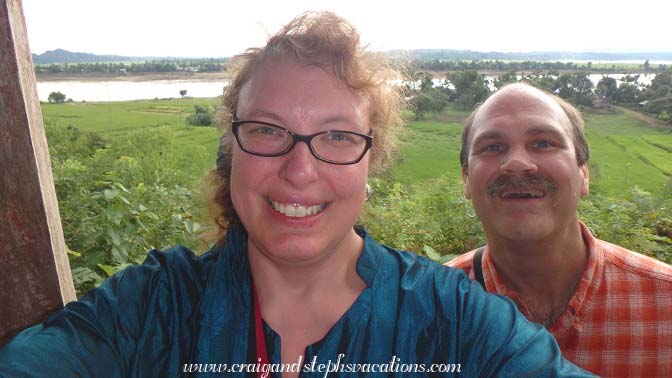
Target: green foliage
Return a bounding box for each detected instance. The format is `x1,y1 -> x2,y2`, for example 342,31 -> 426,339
579,189 -> 672,263
641,70 -> 672,117
596,76 -> 618,102
658,111 -> 671,122
186,105 -> 214,126
447,70 -> 491,110
46,123 -> 209,295
361,177 -> 484,261
494,70 -> 518,89
48,91 -> 66,103
179,89 -> 187,98
554,72 -> 595,106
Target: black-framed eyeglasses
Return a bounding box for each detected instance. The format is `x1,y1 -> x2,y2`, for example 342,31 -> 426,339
231,119 -> 373,165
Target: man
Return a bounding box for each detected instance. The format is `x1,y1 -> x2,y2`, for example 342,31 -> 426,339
446,83 -> 672,377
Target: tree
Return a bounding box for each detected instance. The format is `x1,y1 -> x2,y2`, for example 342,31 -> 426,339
596,76 -> 618,103
553,72 -> 594,106
522,71 -> 558,92
612,83 -> 641,105
402,70 -> 451,120
179,89 -> 187,98
446,70 -> 490,110
494,70 -> 518,89
47,91 -> 66,103
640,70 -> 672,117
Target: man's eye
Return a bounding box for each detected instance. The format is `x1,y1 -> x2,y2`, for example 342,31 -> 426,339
532,140 -> 553,149
482,144 -> 502,153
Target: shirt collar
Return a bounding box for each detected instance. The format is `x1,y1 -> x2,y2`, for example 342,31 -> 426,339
480,221 -> 605,332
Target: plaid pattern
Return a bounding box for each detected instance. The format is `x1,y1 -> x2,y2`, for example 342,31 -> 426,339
446,222 -> 672,377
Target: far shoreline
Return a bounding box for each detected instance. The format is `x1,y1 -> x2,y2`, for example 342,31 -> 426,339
37,68 -> 656,83
36,71 -> 231,82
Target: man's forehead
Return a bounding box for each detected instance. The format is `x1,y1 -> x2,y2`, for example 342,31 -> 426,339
471,86 -> 571,136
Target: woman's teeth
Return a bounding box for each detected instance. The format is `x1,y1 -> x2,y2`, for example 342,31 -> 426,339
270,200 -> 326,217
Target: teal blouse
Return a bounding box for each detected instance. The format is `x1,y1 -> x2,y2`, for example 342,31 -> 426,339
0,226 -> 592,377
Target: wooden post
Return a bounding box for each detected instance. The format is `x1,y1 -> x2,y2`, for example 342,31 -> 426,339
0,0 -> 76,346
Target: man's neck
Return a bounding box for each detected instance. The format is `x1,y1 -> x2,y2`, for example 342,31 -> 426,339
486,221 -> 588,325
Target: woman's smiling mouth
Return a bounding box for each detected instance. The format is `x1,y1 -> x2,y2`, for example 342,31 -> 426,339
268,198 -> 327,218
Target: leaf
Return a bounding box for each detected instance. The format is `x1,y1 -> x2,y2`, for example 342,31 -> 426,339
423,245 -> 441,261
71,267 -> 103,286
66,247 -> 81,257
107,229 -> 122,246
97,264 -> 115,277
114,182 -> 130,193
184,220 -> 202,234
104,189 -> 117,200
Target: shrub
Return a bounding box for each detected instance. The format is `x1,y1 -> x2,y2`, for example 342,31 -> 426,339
186,105 -> 213,126
47,124 -> 210,295
48,91 -> 66,103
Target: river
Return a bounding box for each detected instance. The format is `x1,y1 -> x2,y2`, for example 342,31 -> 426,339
36,73 -> 657,102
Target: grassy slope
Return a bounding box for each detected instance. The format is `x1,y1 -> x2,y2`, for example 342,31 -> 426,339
42,98 -> 221,176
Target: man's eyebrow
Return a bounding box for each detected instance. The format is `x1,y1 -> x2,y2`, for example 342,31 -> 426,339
526,126 -> 566,139
471,130 -> 503,146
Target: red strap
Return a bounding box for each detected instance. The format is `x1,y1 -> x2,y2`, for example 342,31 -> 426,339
253,285 -> 269,378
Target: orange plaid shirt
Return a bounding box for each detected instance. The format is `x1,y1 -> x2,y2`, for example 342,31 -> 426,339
446,222 -> 672,377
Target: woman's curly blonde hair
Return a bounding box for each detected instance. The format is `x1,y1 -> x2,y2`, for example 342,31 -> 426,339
209,11 -> 405,243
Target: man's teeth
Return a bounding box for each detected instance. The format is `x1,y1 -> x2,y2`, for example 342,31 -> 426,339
271,200 -> 326,217
501,190 -> 544,199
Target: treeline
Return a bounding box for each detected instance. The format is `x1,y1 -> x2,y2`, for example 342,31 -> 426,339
35,58 -> 227,74
394,49 -> 672,63
407,68 -> 672,122
416,59 -> 668,73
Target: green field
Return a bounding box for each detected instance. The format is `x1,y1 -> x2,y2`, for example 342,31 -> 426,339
393,107 -> 672,196
42,98 -> 221,176
42,100 -> 672,197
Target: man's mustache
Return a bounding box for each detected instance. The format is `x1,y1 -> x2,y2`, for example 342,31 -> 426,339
486,175 -> 557,197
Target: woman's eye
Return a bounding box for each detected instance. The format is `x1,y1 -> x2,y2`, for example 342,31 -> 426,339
255,126 -> 277,135
326,132 -> 357,143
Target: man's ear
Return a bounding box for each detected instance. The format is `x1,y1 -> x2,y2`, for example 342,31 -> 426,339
462,167 -> 472,199
579,164 -> 589,197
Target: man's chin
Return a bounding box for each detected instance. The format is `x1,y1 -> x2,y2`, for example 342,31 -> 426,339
492,219 -> 555,242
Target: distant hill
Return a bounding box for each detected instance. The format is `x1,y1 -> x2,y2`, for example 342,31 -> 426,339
391,49 -> 672,62
32,48 -> 672,65
32,49 -> 139,64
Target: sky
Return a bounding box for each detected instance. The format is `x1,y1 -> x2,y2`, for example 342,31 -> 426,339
22,0 -> 672,58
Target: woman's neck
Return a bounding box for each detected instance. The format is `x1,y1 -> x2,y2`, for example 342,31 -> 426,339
248,228 -> 367,371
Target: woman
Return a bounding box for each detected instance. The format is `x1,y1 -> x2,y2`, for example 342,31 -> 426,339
0,12 -> 591,377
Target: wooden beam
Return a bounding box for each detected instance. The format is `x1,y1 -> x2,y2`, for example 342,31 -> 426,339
0,0 -> 76,346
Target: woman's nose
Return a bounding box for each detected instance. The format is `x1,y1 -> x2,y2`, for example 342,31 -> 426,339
278,142 -> 320,187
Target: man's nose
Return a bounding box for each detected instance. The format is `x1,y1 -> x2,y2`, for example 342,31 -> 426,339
500,147 -> 538,174
278,141 -> 320,187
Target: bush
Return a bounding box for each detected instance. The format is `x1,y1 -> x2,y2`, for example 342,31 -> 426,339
48,91 -> 66,103
360,176 -> 484,263
47,124 -> 210,295
186,105 -> 213,126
